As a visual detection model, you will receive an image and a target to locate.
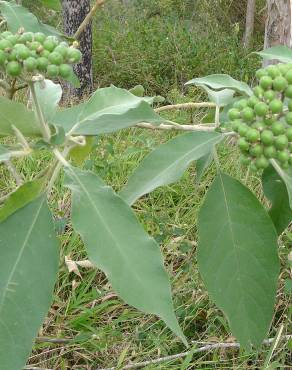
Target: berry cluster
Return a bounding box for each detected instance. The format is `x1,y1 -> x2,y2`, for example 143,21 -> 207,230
0,31 -> 82,79
228,63 -> 292,171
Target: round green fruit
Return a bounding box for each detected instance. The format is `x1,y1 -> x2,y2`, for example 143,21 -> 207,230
0,39 -> 12,50
253,86 -> 264,98
40,49 -> 50,58
47,64 -> 59,77
271,121 -> 285,136
264,90 -> 276,102
48,51 -> 63,65
286,112 -> 292,125
24,57 -> 37,72
250,144 -> 263,157
261,130 -> 274,145
16,46 -> 30,60
43,39 -> 57,52
6,61 -> 22,76
286,127 -> 292,141
273,76 -> 288,92
269,99 -> 283,114
285,85 -> 292,98
254,102 -> 268,116
266,65 -> 281,78
241,107 -> 254,122
247,96 -> 259,108
37,57 -> 49,72
275,134 -> 289,150
6,35 -> 18,45
260,75 -> 273,90
255,156 -> 269,169
67,48 -> 82,63
277,150 -> 290,163
286,69 -> 292,84
19,32 -> 33,43
231,119 -> 241,132
238,123 -> 249,137
252,121 -> 265,130
240,155 -> 251,166
0,50 -> 6,65
59,63 -> 72,78
238,137 -> 250,152
1,31 -> 12,38
246,128 -> 260,143
256,68 -> 267,79
7,49 -> 17,61
54,45 -> 68,58
263,145 -> 277,158
228,108 -> 241,121
34,32 -> 46,43
278,63 -> 290,75
263,116 -> 276,126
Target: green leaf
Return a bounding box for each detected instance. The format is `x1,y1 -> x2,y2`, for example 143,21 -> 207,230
0,97 -> 41,137
0,144 -> 10,161
64,166 -> 186,345
0,178 -> 45,222
69,136 -> 94,166
52,85 -> 162,135
196,151 -> 213,183
271,160 -> 292,209
0,0 -> 63,37
197,173 -> 279,350
34,80 -> 62,122
185,74 -> 253,97
0,195 -> 59,370
120,131 -> 223,206
262,165 -> 292,234
38,0 -> 60,11
254,46 -> 292,63
199,85 -> 235,106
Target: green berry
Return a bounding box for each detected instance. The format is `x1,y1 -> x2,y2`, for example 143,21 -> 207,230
273,76 -> 288,91
47,64 -> 59,77
269,99 -> 283,114
247,96 -> 259,108
286,127 -> 292,141
286,69 -> 292,84
6,35 -> 18,45
277,150 -> 290,163
238,123 -> 249,137
0,50 -> 6,65
252,121 -> 265,130
238,137 -> 250,152
253,86 -> 264,98
275,135 -> 289,150
263,146 -> 277,158
286,112 -> 292,125
59,63 -> 72,78
54,45 -> 68,58
228,108 -> 241,121
48,51 -> 63,65
6,61 -> 22,76
67,48 -> 82,63
278,63 -> 290,75
250,144 -> 263,157
1,31 -> 12,38
7,49 -> 17,61
37,57 -> 49,72
240,155 -> 251,166
261,130 -> 274,145
256,68 -> 267,79
260,76 -> 273,90
255,156 -> 269,169
34,32 -> 46,43
16,46 -> 30,60
231,119 -> 241,132
250,162 -> 258,172
271,121 -> 285,136
285,85 -> 292,98
0,39 -> 12,50
19,32 -> 33,43
242,107 -> 254,122
264,116 -> 276,126
24,57 -> 37,72
43,38 -> 57,52
40,49 -> 50,58
29,41 -> 41,51
266,65 -> 281,78
246,128 -> 260,143
264,90 -> 276,102
255,102 -> 268,116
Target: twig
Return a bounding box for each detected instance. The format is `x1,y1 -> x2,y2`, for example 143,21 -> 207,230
35,337 -> 71,344
74,0 -> 107,40
95,335 -> 292,370
4,160 -> 23,186
136,122 -> 216,132
154,102 -> 217,113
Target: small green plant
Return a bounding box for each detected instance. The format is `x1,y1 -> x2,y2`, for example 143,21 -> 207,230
0,2 -> 291,370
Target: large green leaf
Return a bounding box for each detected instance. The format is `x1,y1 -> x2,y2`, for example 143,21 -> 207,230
0,97 -> 41,137
254,46 -> 292,63
196,151 -> 213,183
34,80 -> 62,122
271,161 -> 292,209
64,166 -> 186,345
262,166 -> 292,235
197,173 -> 279,350
185,74 -> 253,96
0,178 -> 45,222
120,131 -> 223,205
0,144 -> 10,162
0,0 -> 63,37
0,195 -> 59,370
196,85 -> 235,107
52,85 -> 162,135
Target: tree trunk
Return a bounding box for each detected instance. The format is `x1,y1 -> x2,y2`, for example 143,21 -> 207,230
264,0 -> 292,49
243,0 -> 256,48
62,0 -> 93,98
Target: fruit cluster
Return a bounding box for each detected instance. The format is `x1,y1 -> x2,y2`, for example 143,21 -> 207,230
0,31 -> 82,79
228,63 -> 292,171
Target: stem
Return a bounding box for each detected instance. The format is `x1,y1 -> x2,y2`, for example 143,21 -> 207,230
155,102 -> 217,113
47,147 -> 71,194
136,122 -> 216,132
74,0 -> 107,40
29,81 -> 51,142
215,105 -> 220,127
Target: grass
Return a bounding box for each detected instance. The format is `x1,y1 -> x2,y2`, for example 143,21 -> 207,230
1,102 -> 291,369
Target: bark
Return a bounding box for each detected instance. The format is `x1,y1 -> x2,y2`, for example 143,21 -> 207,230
264,0 -> 292,49
243,0 -> 256,48
62,0 -> 93,98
